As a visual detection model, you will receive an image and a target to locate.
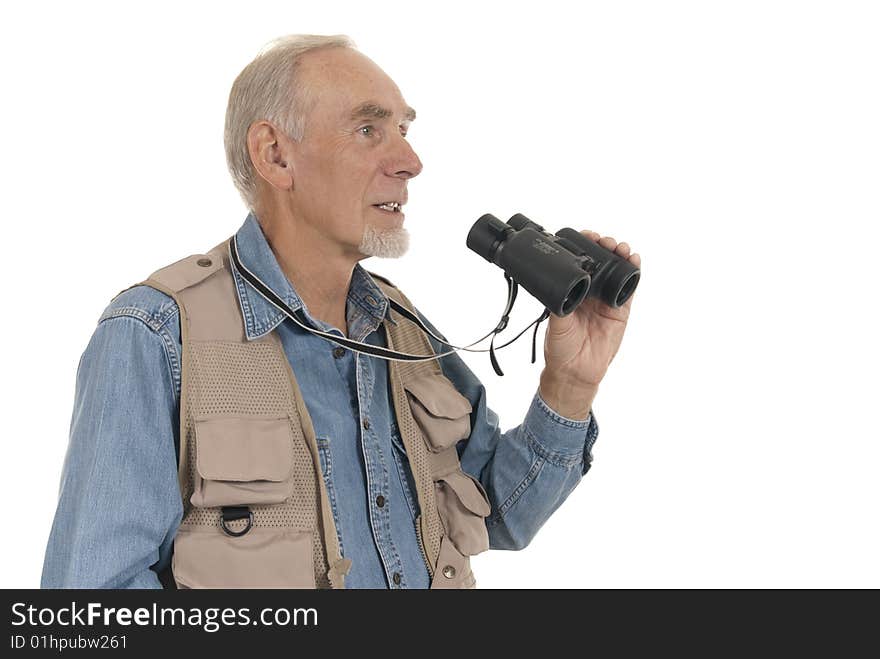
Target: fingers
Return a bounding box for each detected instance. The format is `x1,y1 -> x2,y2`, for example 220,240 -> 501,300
579,230 -> 641,268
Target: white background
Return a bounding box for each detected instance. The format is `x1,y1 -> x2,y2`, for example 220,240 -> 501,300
1,0 -> 877,588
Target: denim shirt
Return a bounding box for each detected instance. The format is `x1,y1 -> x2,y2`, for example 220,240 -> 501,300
42,213 -> 598,589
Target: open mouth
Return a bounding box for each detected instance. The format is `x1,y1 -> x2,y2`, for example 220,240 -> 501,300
372,201 -> 403,214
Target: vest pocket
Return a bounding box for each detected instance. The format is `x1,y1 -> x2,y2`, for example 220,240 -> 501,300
190,416 -> 295,508
435,469 -> 492,556
403,373 -> 473,452
172,526 -> 315,588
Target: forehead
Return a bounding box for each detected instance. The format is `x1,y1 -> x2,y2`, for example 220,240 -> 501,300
299,47 -> 411,120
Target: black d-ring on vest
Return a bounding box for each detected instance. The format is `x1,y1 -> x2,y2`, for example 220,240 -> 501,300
220,506 -> 253,537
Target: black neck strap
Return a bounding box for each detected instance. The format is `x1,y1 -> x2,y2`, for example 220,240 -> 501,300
228,236 -> 550,375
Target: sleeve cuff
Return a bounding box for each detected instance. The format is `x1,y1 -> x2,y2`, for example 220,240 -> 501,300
523,391 -> 599,464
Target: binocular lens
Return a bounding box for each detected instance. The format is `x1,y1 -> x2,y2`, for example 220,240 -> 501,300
562,278 -> 589,315
615,271 -> 640,307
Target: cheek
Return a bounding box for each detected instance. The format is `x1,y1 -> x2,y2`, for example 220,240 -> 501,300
300,142 -> 376,216
330,147 -> 378,190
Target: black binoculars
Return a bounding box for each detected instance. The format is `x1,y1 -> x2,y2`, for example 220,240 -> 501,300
467,213 -> 640,317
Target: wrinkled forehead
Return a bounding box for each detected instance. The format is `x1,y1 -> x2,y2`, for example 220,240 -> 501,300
299,48 -> 410,121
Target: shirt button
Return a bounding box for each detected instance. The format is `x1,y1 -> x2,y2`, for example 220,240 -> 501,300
333,347 -> 345,359
363,419 -> 370,430
442,565 -> 456,579
376,495 -> 385,507
392,572 -> 401,585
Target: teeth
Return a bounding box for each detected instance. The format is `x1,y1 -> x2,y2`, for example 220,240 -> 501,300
377,202 -> 400,212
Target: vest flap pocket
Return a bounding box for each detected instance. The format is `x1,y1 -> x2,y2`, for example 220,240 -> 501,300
404,373 -> 472,418
195,416 -> 293,482
440,470 -> 491,517
435,470 -> 491,556
191,416 -> 294,508
403,374 -> 473,452
172,527 -> 316,589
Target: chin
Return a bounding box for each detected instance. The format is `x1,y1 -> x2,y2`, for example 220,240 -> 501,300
358,224 -> 410,259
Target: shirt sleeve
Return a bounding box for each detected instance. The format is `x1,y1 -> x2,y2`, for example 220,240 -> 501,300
41,312 -> 183,588
414,307 -> 599,551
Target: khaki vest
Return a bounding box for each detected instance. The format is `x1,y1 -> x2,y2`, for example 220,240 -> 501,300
128,237 -> 491,588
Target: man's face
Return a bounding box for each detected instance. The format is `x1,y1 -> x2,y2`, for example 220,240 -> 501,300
285,47 -> 422,259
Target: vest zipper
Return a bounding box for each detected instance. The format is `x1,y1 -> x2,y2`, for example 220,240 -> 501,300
415,514 -> 434,579
385,324 -> 435,582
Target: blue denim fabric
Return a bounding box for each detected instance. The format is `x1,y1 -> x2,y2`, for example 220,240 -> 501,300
42,212 -> 598,589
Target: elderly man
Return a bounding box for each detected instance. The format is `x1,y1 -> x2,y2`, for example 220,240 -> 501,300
42,34 -> 639,589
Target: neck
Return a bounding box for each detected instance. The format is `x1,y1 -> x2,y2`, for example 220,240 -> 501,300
257,211 -> 360,336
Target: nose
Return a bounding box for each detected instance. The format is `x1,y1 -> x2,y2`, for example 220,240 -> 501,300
387,133 -> 423,179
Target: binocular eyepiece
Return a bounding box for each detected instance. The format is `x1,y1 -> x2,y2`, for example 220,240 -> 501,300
467,213 -> 640,317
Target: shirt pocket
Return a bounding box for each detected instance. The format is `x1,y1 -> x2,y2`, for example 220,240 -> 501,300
190,415 -> 295,508
434,469 -> 492,556
403,372 -> 473,452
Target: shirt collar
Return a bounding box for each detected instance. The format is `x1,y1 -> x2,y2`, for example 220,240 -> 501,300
229,212 -> 395,341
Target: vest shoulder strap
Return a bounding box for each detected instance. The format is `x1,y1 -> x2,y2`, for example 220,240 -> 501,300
110,240 -> 230,304
144,240 -> 229,294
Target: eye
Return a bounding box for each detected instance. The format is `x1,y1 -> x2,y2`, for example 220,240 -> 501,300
358,125 -> 375,137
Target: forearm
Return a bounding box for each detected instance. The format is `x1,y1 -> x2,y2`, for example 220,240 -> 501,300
482,392 -> 598,550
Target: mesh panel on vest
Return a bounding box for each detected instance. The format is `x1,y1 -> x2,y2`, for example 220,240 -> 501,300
187,340 -> 290,416
181,338 -> 331,589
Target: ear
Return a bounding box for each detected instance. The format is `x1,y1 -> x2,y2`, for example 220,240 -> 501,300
247,120 -> 295,192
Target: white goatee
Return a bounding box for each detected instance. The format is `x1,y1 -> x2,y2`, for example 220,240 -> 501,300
358,224 -> 410,259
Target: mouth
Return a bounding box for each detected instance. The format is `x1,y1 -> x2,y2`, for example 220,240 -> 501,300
371,201 -> 405,218
373,201 -> 403,213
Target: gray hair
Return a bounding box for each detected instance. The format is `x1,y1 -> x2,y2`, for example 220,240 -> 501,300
223,34 -> 357,211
